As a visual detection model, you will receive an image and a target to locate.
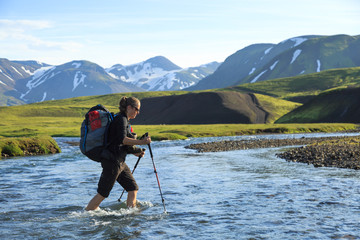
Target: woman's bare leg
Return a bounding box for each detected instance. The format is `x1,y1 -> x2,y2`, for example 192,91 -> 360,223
85,193 -> 105,211
127,190 -> 138,208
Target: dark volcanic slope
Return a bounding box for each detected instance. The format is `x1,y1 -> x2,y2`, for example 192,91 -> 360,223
131,91 -> 271,124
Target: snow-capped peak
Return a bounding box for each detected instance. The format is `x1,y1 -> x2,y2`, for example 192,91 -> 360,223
106,57 -> 219,91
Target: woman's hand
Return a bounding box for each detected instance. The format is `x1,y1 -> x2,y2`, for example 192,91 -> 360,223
140,136 -> 151,145
134,149 -> 145,157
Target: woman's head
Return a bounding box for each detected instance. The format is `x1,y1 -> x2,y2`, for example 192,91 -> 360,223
119,96 -> 141,119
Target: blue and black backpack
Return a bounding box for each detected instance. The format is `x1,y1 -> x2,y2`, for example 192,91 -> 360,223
80,104 -> 114,162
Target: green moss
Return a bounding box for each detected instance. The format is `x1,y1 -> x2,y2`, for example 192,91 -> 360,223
1,142 -> 24,157
0,136 -> 61,159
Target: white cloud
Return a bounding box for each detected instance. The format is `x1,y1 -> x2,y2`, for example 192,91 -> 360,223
0,19 -> 51,40
0,19 -> 83,54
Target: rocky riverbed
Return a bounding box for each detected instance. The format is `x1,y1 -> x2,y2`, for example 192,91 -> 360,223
186,135 -> 360,170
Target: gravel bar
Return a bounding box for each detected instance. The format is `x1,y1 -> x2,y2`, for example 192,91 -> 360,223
185,135 -> 360,170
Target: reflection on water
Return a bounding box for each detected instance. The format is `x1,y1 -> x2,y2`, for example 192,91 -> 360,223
1,133 -> 360,239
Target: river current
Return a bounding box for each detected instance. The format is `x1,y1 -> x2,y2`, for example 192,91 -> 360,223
1,133 -> 360,239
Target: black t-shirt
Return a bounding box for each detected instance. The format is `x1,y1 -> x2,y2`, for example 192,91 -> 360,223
106,112 -> 131,162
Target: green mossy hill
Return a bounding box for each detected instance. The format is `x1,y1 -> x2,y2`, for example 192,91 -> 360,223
0,136 -> 61,158
276,86 -> 360,123
229,67 -> 360,103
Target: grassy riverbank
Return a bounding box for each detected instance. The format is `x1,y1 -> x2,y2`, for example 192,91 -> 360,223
0,136 -> 61,158
0,118 -> 358,140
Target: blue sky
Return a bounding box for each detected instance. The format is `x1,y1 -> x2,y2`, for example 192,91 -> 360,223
0,0 -> 359,68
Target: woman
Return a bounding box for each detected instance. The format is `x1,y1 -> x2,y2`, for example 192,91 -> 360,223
85,96 -> 151,210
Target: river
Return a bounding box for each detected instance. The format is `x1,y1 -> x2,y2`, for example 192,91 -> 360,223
1,133 -> 360,239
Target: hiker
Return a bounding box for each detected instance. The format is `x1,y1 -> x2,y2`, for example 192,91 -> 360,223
85,96 -> 151,210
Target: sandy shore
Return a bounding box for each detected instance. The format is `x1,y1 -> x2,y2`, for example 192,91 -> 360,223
185,135 -> 360,170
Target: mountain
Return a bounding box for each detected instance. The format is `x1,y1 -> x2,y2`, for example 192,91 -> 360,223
0,59 -> 49,105
106,56 -> 220,91
275,86 -> 360,123
186,44 -> 274,90
11,60 -> 142,104
188,34 -> 360,90
242,34 -> 360,84
188,35 -> 320,90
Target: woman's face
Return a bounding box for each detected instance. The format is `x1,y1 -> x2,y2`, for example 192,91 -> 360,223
127,102 -> 140,119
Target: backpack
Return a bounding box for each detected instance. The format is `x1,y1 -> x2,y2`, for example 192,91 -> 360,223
80,104 -> 114,162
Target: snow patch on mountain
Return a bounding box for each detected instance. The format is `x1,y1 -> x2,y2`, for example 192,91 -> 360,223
27,67 -> 56,89
20,66 -> 56,100
32,66 -> 55,80
180,80 -> 196,89
280,37 -> 308,47
0,80 -> 6,86
164,72 -> 176,90
11,66 -> 23,77
72,62 -> 82,69
251,70 -> 267,83
146,71 -> 179,90
41,92 -> 47,102
291,37 -> 308,47
249,67 -> 256,75
21,66 -> 33,75
107,72 -> 118,79
191,73 -> 200,79
0,69 -> 14,82
126,63 -> 173,84
291,49 -> 302,64
316,60 -> 321,72
73,71 -> 87,91
264,47 -> 273,55
270,60 -> 279,70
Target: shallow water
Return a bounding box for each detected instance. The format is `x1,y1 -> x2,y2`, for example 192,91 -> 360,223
1,133 -> 360,239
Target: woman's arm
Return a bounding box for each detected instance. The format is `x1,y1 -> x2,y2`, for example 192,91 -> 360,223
122,136 -> 151,146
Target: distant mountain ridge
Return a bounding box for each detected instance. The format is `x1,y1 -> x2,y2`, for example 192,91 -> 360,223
0,56 -> 220,105
12,60 -> 142,103
188,34 -> 360,90
1,34 -> 359,106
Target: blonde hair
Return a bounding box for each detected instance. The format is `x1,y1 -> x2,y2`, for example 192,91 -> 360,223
119,96 -> 140,113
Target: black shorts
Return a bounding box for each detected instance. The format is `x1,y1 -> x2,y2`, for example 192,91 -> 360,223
97,158 -> 139,198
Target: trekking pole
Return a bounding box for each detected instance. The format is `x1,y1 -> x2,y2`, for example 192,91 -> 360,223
148,143 -> 167,213
118,148 -> 146,202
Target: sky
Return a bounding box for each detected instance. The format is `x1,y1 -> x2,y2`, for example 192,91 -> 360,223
0,0 -> 359,69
